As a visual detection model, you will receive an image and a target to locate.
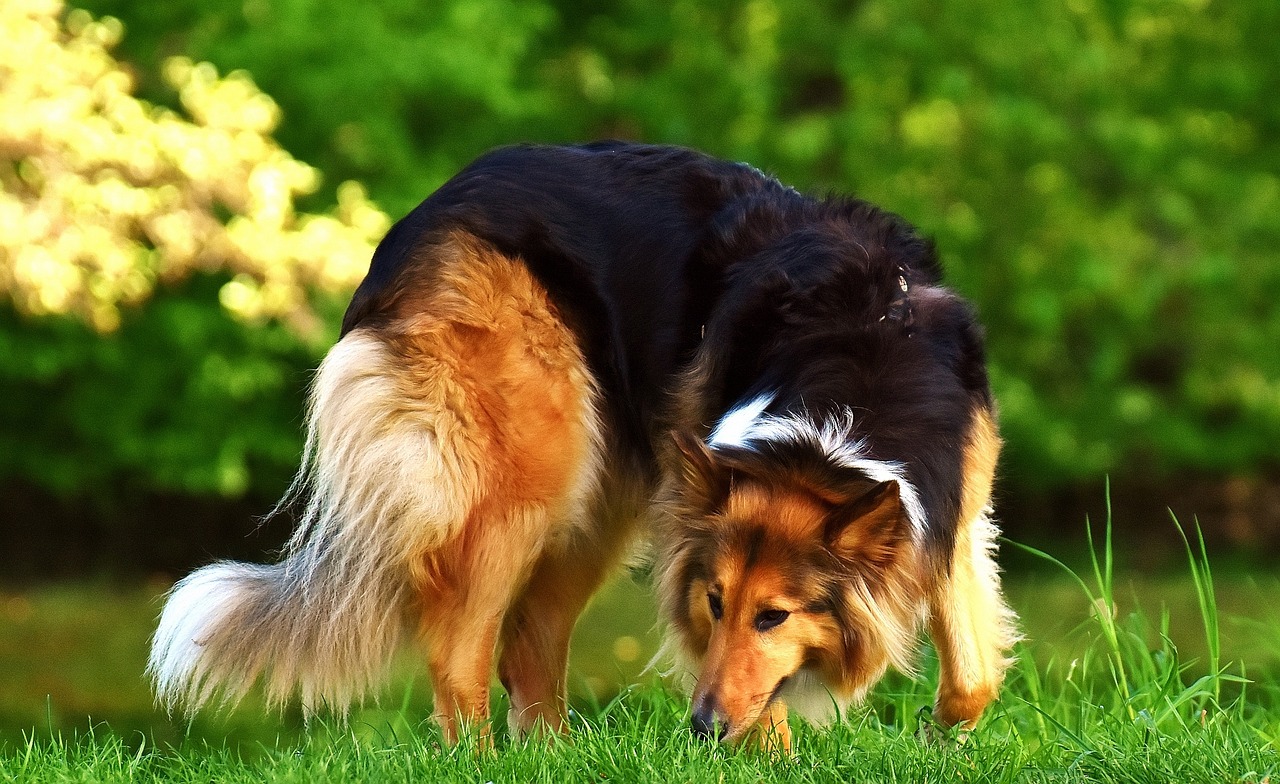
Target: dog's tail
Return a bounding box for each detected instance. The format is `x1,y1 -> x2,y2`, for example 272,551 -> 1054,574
148,329 -> 472,715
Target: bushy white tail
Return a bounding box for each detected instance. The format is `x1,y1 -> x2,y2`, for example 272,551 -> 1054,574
149,330 -> 470,714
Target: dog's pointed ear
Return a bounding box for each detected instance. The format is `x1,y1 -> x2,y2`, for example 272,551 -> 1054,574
670,430 -> 731,513
823,480 -> 908,570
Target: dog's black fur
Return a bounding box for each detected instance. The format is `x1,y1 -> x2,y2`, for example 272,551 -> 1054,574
342,141 -> 991,558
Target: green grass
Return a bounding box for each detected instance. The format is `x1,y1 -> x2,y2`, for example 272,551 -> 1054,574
3,515 -> 1280,782
3,686 -> 1276,783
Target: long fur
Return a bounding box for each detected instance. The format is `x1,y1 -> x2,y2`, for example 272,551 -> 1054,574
707,395 -> 929,539
151,141 -> 1015,738
150,330 -> 462,713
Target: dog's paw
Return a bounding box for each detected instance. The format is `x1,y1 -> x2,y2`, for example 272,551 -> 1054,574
915,705 -> 971,746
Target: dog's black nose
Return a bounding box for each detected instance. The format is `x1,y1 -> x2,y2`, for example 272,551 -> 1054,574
691,701 -> 727,741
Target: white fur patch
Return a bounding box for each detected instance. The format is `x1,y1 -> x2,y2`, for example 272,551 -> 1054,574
707,400 -> 928,537
778,669 -> 852,725
148,563 -> 248,711
708,393 -> 775,447
950,505 -> 1021,685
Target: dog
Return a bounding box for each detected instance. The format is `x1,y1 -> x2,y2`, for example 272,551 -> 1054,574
149,141 -> 1018,749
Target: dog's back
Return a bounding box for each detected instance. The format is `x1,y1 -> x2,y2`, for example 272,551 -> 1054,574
343,142 -> 786,450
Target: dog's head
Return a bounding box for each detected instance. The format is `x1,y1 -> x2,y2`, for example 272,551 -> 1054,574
660,431 -> 924,743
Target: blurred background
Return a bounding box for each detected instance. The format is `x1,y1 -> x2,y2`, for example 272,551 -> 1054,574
1,0 -> 1277,748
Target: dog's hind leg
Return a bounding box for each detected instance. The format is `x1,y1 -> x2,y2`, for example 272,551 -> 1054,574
389,232 -> 604,744
495,539 -> 613,736
418,507 -> 551,745
148,232 -> 602,730
496,498 -> 641,737
927,408 -> 1019,729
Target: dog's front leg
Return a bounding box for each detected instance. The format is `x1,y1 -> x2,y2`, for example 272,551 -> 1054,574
752,699 -> 792,756
928,409 -> 1019,731
927,509 -> 1018,730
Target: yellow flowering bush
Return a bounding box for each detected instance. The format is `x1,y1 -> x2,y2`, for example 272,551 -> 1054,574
0,0 -> 389,334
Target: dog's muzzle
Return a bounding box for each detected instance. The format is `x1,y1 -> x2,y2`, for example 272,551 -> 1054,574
690,697 -> 728,742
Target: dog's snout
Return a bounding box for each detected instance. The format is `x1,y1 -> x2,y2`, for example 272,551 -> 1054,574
691,698 -> 727,741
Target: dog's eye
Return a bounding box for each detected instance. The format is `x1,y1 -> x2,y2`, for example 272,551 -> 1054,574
754,609 -> 790,632
707,593 -> 723,621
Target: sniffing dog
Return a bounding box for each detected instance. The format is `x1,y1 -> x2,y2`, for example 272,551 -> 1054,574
149,141 -> 1018,749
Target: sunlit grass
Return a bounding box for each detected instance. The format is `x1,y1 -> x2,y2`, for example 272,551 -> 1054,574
3,513 -> 1280,781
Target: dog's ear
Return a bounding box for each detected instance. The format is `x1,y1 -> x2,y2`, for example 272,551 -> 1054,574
822,480 -> 907,571
670,431 -> 731,513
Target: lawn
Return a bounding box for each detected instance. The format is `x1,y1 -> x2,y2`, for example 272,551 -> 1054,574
2,523 -> 1279,782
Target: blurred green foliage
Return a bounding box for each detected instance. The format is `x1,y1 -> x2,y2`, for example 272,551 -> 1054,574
7,0 -> 1280,501
0,279 -> 338,498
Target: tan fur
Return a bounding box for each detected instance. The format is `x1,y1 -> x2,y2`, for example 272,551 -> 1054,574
754,699 -> 792,756
152,227 -> 1015,745
928,407 -> 1019,728
370,232 -> 611,742
956,406 -> 1001,536
149,232 -> 629,745
828,482 -> 909,575
497,476 -> 646,735
682,480 -> 927,744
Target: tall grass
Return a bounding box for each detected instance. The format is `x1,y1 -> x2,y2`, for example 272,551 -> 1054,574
1007,494 -> 1249,740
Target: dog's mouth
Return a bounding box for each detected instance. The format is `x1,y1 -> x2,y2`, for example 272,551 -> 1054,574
768,675 -> 791,703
